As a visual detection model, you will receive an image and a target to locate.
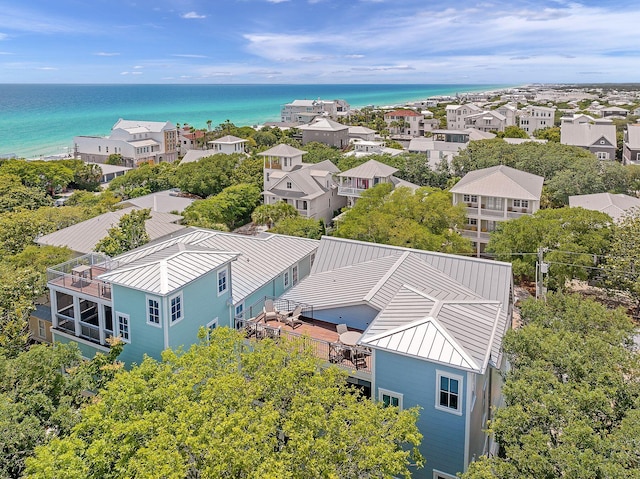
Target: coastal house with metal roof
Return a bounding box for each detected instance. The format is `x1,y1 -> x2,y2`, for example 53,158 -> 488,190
337,159 -> 418,207
74,118 -> 178,167
278,236 -> 513,479
208,134 -> 248,155
280,98 -> 350,123
560,114 -> 617,160
446,104 -> 483,130
450,165 -> 544,256
46,229 -> 319,365
260,144 -> 347,224
45,228 -> 513,478
298,118 -> 350,148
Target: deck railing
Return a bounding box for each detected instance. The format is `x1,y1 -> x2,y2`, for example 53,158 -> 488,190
235,318 -> 372,373
47,252 -> 113,301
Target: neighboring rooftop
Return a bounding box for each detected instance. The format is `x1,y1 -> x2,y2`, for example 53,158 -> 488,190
450,165 -> 544,200
36,207 -> 185,255
569,193 -> 640,222
117,190 -> 195,214
337,159 -> 398,179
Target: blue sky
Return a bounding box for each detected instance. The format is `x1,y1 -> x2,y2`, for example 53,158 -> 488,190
1,0 -> 639,84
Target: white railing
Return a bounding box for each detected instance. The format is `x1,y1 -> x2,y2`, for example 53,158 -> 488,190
338,186 -> 367,197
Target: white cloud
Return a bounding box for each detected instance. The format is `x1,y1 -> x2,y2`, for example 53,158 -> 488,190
171,54 -> 208,58
36,66 -> 58,70
95,52 -> 120,56
181,12 -> 206,19
133,65 -> 144,69
266,0 -> 290,3
0,33 -> 7,40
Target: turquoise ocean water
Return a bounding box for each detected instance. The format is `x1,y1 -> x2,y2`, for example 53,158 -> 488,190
0,84 -> 509,159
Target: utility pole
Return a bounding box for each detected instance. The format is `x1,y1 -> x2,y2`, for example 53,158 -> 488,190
536,247 -> 548,300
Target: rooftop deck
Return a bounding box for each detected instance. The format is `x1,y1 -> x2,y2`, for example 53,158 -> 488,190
237,314 -> 372,374
47,253 -> 114,301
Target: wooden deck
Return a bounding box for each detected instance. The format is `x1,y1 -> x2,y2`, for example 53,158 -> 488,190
48,266 -> 111,300
241,314 -> 372,373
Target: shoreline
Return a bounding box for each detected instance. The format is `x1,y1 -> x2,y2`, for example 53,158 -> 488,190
2,83 -> 517,160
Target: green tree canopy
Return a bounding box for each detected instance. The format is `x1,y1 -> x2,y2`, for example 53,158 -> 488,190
487,207 -> 613,287
1,159 -> 74,196
0,341 -> 123,479
107,162 -> 178,199
183,183 -> 261,230
602,210 -> 640,311
25,328 -> 422,479
334,184 -> 472,254
0,173 -> 52,212
301,141 -> 344,164
251,202 -> 299,228
58,159 -> 102,191
270,216 -> 326,239
462,293 -> 640,479
94,209 -> 151,256
0,206 -> 90,258
533,126 -> 561,142
174,153 -> 243,198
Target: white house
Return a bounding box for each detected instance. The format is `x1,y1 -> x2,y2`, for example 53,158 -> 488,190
298,118 -> 349,148
450,165 -> 544,256
345,139 -> 404,158
260,144 -> 347,224
569,193 -> 640,223
208,135 -> 248,155
75,119 -> 178,167
518,105 -> 556,136
280,99 -> 350,123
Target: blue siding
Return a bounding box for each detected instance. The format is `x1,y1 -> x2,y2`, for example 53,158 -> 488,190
374,350 -> 467,478
312,304 -> 378,331
52,332 -> 104,360
112,285 -> 165,365
168,267 -> 231,352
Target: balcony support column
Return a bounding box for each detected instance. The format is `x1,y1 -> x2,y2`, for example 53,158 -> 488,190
50,289 -> 58,329
72,295 -> 81,337
98,304 -> 106,345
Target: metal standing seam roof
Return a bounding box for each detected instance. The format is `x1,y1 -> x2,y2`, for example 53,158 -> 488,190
112,119 -> 172,133
258,144 -> 307,158
298,118 -> 349,132
180,149 -> 217,164
360,285 -> 502,373
337,159 -> 398,179
36,207 -> 184,255
128,139 -> 160,147
109,229 -> 319,303
211,135 -> 246,144
560,121 -> 617,147
569,193 -> 640,222
449,165 -> 543,201
117,190 -> 195,214
625,124 -> 640,148
99,248 -> 239,295
302,236 -> 512,367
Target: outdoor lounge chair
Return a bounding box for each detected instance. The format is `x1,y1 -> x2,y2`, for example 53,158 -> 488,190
263,299 -> 278,322
329,342 -> 346,363
284,305 -> 303,329
336,323 -> 348,335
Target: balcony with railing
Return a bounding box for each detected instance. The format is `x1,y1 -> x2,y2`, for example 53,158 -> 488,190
338,186 -> 368,197
47,253 -> 115,301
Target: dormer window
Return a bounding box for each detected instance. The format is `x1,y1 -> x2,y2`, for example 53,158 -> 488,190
286,182 -> 292,189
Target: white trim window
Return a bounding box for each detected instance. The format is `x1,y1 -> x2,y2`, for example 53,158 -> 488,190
597,151 -> 610,160
292,265 -> 299,285
217,268 -> 228,296
146,296 -> 161,327
436,371 -> 463,415
463,194 -> 478,203
235,302 -> 244,319
169,292 -> 183,325
284,270 -> 290,288
38,319 -> 47,338
206,317 -> 218,342
379,388 -> 403,410
513,199 -> 529,208
116,312 -> 130,343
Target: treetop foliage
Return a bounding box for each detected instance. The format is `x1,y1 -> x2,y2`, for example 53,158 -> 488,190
462,293 -> 640,479
25,328 -> 423,479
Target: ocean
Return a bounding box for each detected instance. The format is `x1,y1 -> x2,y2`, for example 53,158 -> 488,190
0,83 -> 510,159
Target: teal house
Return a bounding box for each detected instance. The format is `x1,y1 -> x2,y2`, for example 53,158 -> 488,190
46,229 -> 319,365
46,231 -> 512,478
